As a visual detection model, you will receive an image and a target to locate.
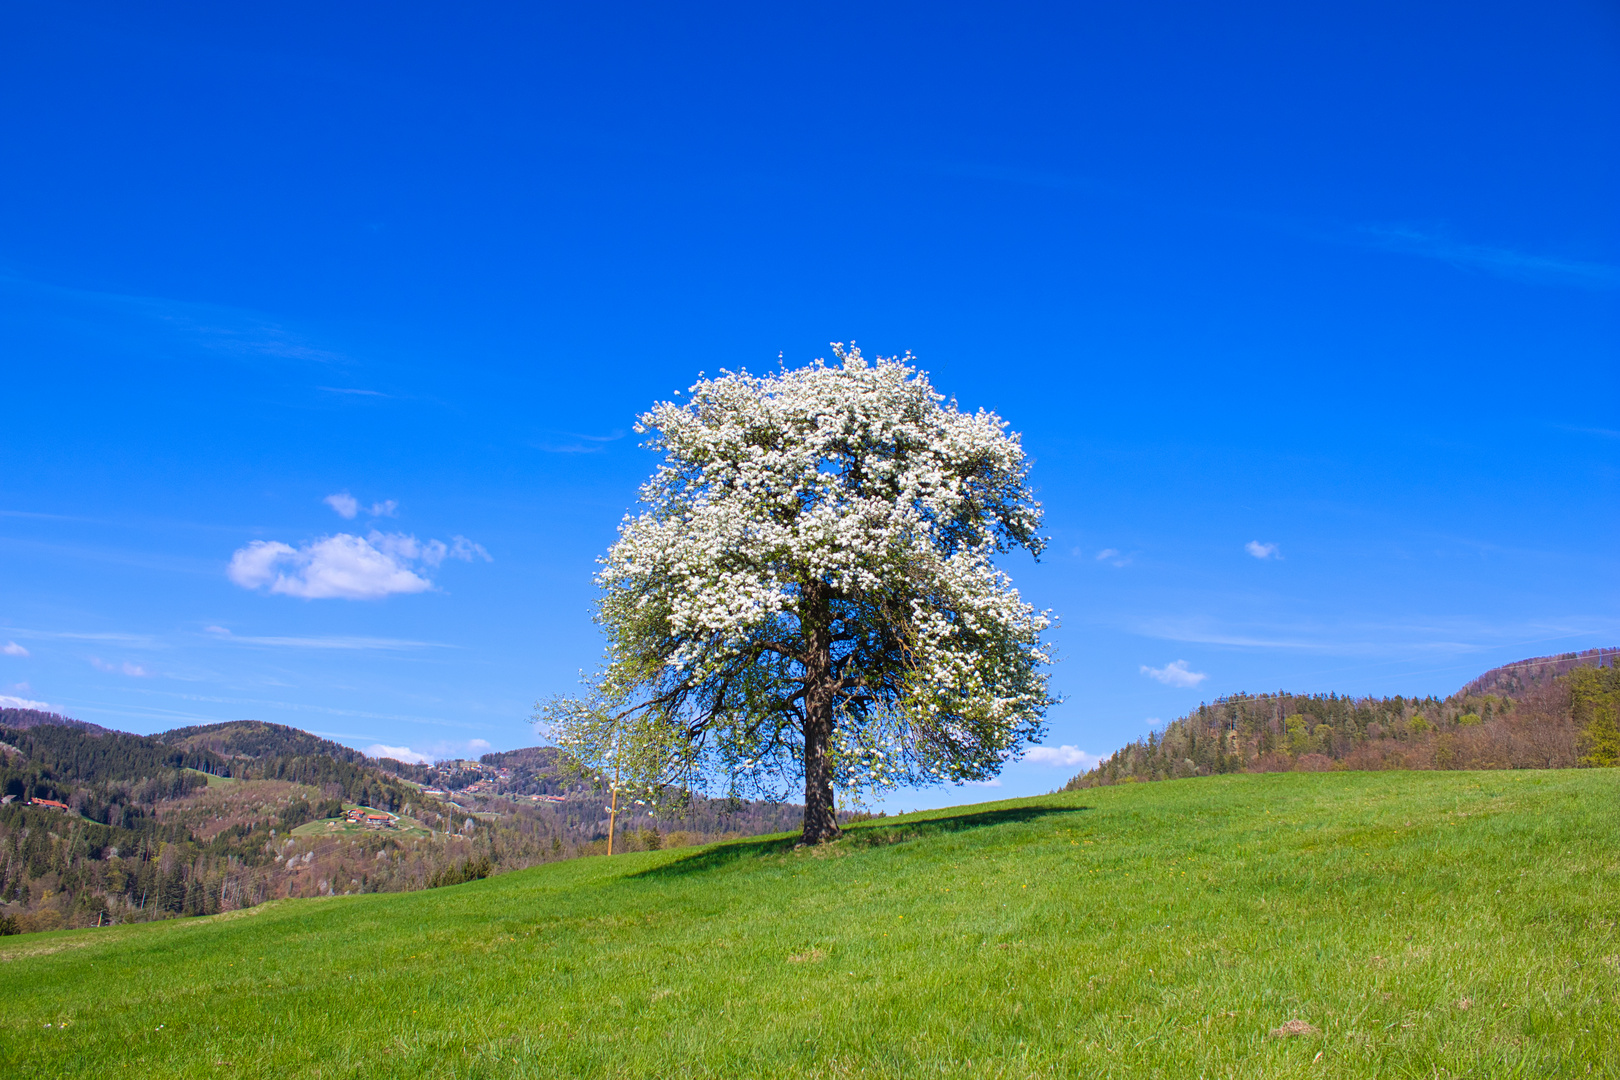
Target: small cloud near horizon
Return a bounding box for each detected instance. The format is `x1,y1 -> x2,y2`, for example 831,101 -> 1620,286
1141,659 -> 1208,688
1021,744 -> 1098,768
365,737 -> 494,765
1245,540 -> 1281,560
365,743 -> 433,764
2,641 -> 28,657
0,694 -> 52,710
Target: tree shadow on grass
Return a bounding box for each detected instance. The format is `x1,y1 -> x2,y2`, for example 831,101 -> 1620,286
630,802 -> 1091,880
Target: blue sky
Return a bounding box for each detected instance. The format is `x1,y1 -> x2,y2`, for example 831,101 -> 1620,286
2,1 -> 1615,809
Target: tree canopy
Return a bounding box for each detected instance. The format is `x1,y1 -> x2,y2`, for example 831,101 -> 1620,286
545,346 -> 1054,843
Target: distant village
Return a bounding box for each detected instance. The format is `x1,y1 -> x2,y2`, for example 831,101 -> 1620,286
416,758 -> 566,805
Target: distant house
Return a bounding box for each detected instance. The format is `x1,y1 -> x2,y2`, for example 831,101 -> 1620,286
29,797 -> 70,812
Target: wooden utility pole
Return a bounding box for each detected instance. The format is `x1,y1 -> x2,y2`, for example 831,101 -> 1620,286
606,744 -> 621,856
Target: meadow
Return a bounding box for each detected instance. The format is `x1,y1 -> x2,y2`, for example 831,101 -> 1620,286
2,769 -> 1616,1078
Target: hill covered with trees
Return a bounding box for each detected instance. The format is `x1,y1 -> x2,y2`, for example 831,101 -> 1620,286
1064,649 -> 1619,789
0,713 -> 812,937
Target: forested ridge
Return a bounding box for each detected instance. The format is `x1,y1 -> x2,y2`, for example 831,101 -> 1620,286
0,714 -> 812,937
0,715 -> 457,936
1065,649 -> 1620,789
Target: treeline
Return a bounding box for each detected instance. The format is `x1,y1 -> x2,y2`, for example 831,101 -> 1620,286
0,711 -> 826,938
471,745 -> 817,844
156,720 -> 435,785
0,713 -> 465,936
1065,649 -> 1620,789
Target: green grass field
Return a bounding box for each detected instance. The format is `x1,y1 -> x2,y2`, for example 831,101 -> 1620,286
3,770 -> 1616,1078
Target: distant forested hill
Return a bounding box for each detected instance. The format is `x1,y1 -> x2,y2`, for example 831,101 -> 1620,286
1065,649 -> 1620,789
158,720 -> 373,766
0,712 -> 817,938
0,707 -> 111,735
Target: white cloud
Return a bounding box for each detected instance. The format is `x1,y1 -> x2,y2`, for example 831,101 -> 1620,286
366,737 -> 494,765
2,641 -> 28,657
1021,744 -> 1098,768
204,625 -> 231,636
961,778 -> 1003,787
1095,548 -> 1119,561
0,694 -> 51,710
227,530 -> 488,600
1245,540 -> 1280,560
1094,548 -> 1131,567
1141,659 -> 1208,688
91,657 -> 150,677
365,743 -> 433,765
325,491 -> 400,519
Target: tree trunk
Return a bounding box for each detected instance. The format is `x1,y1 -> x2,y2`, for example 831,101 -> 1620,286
800,581 -> 840,844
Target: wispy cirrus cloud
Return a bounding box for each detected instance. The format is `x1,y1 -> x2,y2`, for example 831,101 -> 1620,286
532,430 -> 626,454
1141,659 -> 1208,688
203,626 -> 451,650
227,530 -> 491,600
90,657 -> 150,677
1245,540 -> 1281,560
917,161 -> 1620,292
1353,225 -> 1620,291
1133,614 -> 1620,659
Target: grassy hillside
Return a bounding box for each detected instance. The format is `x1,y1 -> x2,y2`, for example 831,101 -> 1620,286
3,770 -> 1616,1078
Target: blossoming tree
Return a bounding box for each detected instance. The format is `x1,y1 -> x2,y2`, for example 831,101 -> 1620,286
545,345 -> 1054,844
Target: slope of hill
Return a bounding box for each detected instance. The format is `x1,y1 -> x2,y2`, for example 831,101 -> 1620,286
0,716 -> 507,934
157,720 -> 374,767
1066,649 -> 1620,788
2,770 -> 1614,1076
0,707 -> 110,735
0,714 -> 812,935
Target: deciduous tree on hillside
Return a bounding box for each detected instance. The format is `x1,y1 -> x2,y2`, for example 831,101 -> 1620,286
543,346 -> 1055,844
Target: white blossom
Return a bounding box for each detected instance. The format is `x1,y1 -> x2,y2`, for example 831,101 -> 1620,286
543,346 -> 1055,840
